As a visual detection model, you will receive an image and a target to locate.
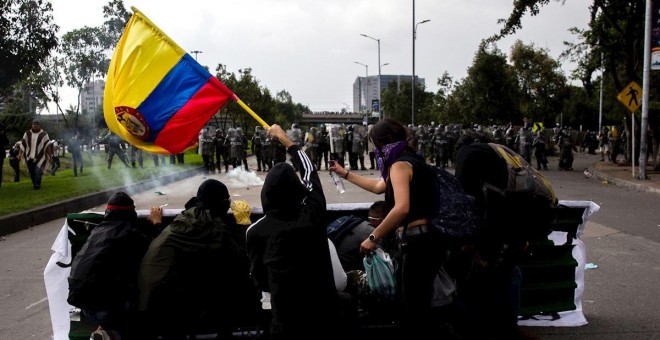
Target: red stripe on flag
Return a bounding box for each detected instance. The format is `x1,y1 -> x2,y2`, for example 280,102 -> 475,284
155,79 -> 233,153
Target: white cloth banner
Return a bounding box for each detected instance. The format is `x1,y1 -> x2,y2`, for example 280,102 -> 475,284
44,222 -> 73,340
518,200 -> 600,327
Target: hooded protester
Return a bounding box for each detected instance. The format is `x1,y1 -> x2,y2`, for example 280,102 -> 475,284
246,124 -> 341,340
68,192 -> 151,340
139,179 -> 258,338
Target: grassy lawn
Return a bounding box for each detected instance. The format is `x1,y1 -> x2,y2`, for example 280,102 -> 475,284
0,151 -> 202,216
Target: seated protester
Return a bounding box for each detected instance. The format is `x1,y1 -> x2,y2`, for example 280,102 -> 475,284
246,124 -> 342,340
68,192 -> 153,340
329,200 -> 389,271
454,141 -> 556,340
138,179 -> 259,339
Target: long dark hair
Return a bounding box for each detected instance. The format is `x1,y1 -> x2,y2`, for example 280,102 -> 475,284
368,118 -> 414,152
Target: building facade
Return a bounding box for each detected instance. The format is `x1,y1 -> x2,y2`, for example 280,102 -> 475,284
79,80 -> 106,115
352,75 -> 425,114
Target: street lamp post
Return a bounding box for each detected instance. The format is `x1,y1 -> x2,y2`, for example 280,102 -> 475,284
190,50 -> 203,61
360,33 -> 381,119
412,8 -> 430,126
354,61 -> 368,113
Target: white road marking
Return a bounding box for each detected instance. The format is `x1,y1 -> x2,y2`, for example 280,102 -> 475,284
26,297 -> 48,310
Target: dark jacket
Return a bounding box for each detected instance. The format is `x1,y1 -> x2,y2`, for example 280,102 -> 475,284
246,145 -> 341,339
138,207 -> 258,334
67,210 -> 149,311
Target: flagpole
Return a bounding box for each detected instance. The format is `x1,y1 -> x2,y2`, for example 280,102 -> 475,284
234,98 -> 271,129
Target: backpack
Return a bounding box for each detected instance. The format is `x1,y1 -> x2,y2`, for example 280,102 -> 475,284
483,143 -> 558,241
326,215 -> 365,244
486,143 -> 557,206
398,154 -> 480,246
327,215 -> 370,271
429,165 -> 480,245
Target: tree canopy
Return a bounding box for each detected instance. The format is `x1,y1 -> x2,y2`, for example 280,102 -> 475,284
0,0 -> 58,100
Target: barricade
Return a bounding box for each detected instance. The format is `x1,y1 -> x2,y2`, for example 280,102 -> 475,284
45,201 -> 597,339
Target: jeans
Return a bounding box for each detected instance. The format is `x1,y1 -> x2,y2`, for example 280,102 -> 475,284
26,159 -> 44,189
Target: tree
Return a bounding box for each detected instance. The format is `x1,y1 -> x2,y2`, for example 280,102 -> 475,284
60,26 -> 107,130
431,72 -> 454,122
493,0 -> 660,168
447,45 -> 521,125
509,40 -> 567,125
381,80 -> 411,124
100,0 -> 131,50
380,80 -> 434,125
215,65 -> 283,132
0,0 -> 58,99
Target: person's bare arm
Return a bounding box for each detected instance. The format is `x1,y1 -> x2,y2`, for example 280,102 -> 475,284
360,161 -> 412,253
329,161 -> 386,194
267,124 -> 293,149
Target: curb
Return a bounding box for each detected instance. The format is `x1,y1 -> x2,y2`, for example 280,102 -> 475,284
0,167 -> 204,236
587,164 -> 660,195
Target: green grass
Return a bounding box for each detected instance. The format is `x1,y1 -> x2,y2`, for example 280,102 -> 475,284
0,151 -> 203,216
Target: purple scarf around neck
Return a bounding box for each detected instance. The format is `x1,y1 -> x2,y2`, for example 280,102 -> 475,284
374,140 -> 408,182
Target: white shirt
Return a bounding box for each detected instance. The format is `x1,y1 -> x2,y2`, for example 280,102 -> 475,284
328,239 -> 347,292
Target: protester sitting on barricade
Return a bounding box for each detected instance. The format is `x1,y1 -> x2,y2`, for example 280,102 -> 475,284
327,200 -> 389,272
454,140 -> 557,340
139,179 -> 260,339
67,192 -> 155,340
246,124 -> 342,340
326,200 -> 395,323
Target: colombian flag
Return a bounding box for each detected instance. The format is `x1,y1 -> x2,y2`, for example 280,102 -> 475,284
104,7 -> 237,154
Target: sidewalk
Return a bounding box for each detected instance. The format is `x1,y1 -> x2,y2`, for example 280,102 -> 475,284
587,157 -> 660,195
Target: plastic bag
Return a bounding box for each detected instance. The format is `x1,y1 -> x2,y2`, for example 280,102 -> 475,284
363,248 -> 397,300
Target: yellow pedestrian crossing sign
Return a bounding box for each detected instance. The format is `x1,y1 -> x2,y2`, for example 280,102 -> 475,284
617,81 -> 642,112
532,122 -> 544,133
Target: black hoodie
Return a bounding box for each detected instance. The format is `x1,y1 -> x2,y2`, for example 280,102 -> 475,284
246,145 -> 341,339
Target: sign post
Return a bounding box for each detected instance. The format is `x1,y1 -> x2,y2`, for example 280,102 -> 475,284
617,81 -> 642,177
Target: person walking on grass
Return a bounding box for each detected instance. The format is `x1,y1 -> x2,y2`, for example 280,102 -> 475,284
69,133 -> 84,177
9,142 -> 21,182
20,119 -> 50,190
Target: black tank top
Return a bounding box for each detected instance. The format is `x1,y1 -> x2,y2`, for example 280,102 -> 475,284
385,152 -> 437,226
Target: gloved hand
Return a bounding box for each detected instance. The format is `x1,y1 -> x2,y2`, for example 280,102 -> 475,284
231,200 -> 252,225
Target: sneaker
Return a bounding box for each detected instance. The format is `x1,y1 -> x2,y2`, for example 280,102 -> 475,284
90,329 -> 110,340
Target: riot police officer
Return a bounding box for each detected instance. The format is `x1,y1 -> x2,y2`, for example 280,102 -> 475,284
214,128 -> 228,173
252,126 -> 264,171
305,126 -> 319,168
318,124 -> 330,170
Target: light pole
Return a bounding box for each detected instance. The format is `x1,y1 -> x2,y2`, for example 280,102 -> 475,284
354,61 -> 368,113
412,9 -> 430,126
360,33 -> 381,118
190,50 -> 203,61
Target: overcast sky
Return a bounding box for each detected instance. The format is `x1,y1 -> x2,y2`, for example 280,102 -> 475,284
50,0 -> 591,113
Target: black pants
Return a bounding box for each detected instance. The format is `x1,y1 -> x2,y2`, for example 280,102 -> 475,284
50,156 -> 61,173
72,152 -> 83,176
397,231 -> 446,338
9,159 -> 20,182
26,159 -> 44,189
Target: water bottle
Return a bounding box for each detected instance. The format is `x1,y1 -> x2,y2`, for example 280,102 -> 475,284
330,171 -> 346,193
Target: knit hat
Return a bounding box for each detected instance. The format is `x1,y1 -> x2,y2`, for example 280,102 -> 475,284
106,192 -> 135,211
195,179 -> 231,215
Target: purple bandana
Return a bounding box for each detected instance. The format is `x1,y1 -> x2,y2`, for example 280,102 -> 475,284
374,140 -> 408,181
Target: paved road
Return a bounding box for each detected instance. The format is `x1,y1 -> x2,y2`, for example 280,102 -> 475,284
1,152 -> 659,339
